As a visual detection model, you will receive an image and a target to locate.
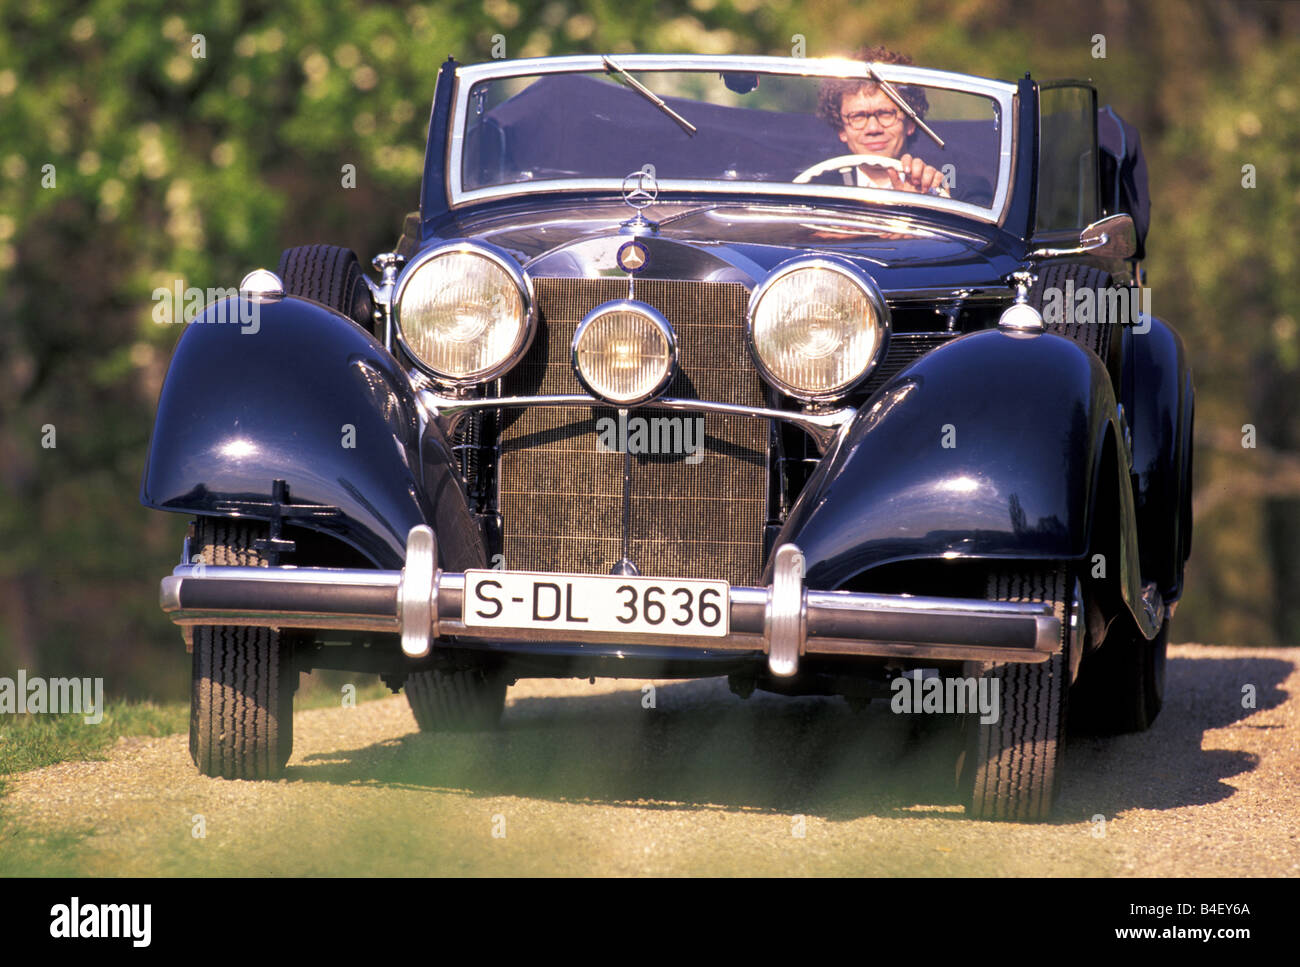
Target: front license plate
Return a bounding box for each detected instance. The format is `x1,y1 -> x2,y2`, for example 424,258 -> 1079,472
462,570 -> 730,637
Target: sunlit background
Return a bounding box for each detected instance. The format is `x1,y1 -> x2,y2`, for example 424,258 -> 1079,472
1,0 -> 1296,700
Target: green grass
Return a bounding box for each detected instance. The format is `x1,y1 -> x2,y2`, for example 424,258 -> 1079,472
0,671 -> 393,784
0,698 -> 188,875
0,813 -> 97,876
0,699 -> 189,782
0,671 -> 396,874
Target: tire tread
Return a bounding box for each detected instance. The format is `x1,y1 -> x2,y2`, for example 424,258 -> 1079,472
189,519 -> 294,780
276,244 -> 374,334
406,668 -> 507,732
966,567 -> 1069,821
1029,263 -> 1114,360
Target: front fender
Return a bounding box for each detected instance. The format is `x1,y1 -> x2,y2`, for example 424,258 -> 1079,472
1123,315 -> 1194,600
773,328 -> 1148,629
140,295 -> 484,571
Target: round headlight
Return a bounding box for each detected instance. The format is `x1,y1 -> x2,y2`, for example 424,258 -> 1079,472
747,259 -> 889,402
394,242 -> 534,383
572,300 -> 677,406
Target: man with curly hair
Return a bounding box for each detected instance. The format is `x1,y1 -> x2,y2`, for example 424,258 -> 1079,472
816,45 -> 948,196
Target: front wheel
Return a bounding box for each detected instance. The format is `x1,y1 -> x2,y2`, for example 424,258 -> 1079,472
959,567 -> 1072,821
189,519 -> 296,779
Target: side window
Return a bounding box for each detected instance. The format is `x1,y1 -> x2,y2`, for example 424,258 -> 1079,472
1036,84 -> 1098,234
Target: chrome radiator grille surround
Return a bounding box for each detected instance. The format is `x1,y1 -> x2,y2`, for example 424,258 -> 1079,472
499,278 -> 769,586
857,332 -> 957,397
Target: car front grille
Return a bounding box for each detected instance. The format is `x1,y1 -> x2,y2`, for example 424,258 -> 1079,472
498,278 -> 769,586
495,280 -> 960,587
859,332 -> 959,396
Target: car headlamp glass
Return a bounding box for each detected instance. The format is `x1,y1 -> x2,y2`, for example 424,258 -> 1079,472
748,261 -> 888,401
572,301 -> 677,405
395,244 -> 533,383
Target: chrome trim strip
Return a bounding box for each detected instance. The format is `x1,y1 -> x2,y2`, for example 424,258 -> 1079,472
801,589 -> 1056,617
169,611 -> 400,633
454,55 -> 1018,92
169,565 -> 401,586
884,287 -> 1005,303
416,389 -> 857,454
452,180 -> 1002,223
805,638 -> 1056,664
447,56 -> 1016,221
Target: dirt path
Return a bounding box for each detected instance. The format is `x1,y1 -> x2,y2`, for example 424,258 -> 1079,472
4,644 -> 1299,876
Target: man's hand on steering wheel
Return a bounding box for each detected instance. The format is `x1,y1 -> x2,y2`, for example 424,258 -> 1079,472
887,154 -> 948,195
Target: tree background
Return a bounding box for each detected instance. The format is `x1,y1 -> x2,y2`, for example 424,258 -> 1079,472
1,0 -> 1296,700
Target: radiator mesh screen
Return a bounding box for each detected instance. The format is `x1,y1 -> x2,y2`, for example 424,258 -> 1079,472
499,278 -> 768,585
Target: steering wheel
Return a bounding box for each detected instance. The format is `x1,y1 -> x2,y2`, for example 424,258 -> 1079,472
792,153 -> 904,185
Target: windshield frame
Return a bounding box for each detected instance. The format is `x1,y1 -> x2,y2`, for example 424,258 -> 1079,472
446,55 -> 1018,224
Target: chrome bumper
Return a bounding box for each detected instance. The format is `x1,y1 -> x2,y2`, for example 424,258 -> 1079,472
160,526 -> 1060,678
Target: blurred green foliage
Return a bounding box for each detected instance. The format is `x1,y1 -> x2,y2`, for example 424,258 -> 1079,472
0,0 -> 1296,700
0,671 -> 390,781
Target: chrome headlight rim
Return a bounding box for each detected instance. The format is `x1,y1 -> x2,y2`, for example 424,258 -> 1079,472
570,299 -> 679,406
392,239 -> 536,387
746,256 -> 891,404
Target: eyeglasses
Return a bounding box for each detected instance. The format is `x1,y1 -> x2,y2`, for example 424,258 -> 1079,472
841,108 -> 903,130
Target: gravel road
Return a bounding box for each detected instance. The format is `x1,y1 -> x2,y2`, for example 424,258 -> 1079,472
4,644 -> 1299,876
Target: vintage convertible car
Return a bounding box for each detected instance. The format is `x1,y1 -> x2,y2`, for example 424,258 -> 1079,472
142,54 -> 1193,820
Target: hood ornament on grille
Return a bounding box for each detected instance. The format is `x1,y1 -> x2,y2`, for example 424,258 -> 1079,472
619,166 -> 660,238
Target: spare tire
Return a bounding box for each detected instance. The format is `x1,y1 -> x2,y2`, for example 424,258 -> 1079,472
277,244 -> 376,335
1029,263 -> 1115,361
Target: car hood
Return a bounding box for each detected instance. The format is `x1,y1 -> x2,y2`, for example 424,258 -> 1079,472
431,201 -> 1018,294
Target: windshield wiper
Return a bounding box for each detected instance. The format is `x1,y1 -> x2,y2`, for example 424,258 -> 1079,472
866,63 -> 945,149
602,55 -> 697,137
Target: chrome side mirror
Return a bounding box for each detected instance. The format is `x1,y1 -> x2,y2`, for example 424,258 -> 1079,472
1078,213 -> 1137,258
1030,214 -> 1137,260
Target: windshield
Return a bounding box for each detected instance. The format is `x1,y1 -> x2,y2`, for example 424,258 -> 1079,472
451,58 -> 1014,221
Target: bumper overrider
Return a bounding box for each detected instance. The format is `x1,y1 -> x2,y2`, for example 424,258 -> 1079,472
159,526 -> 1060,678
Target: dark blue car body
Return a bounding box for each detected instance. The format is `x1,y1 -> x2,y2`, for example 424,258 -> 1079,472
142,55 -> 1192,813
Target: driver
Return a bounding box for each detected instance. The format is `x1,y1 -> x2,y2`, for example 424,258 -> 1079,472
816,46 -> 948,196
